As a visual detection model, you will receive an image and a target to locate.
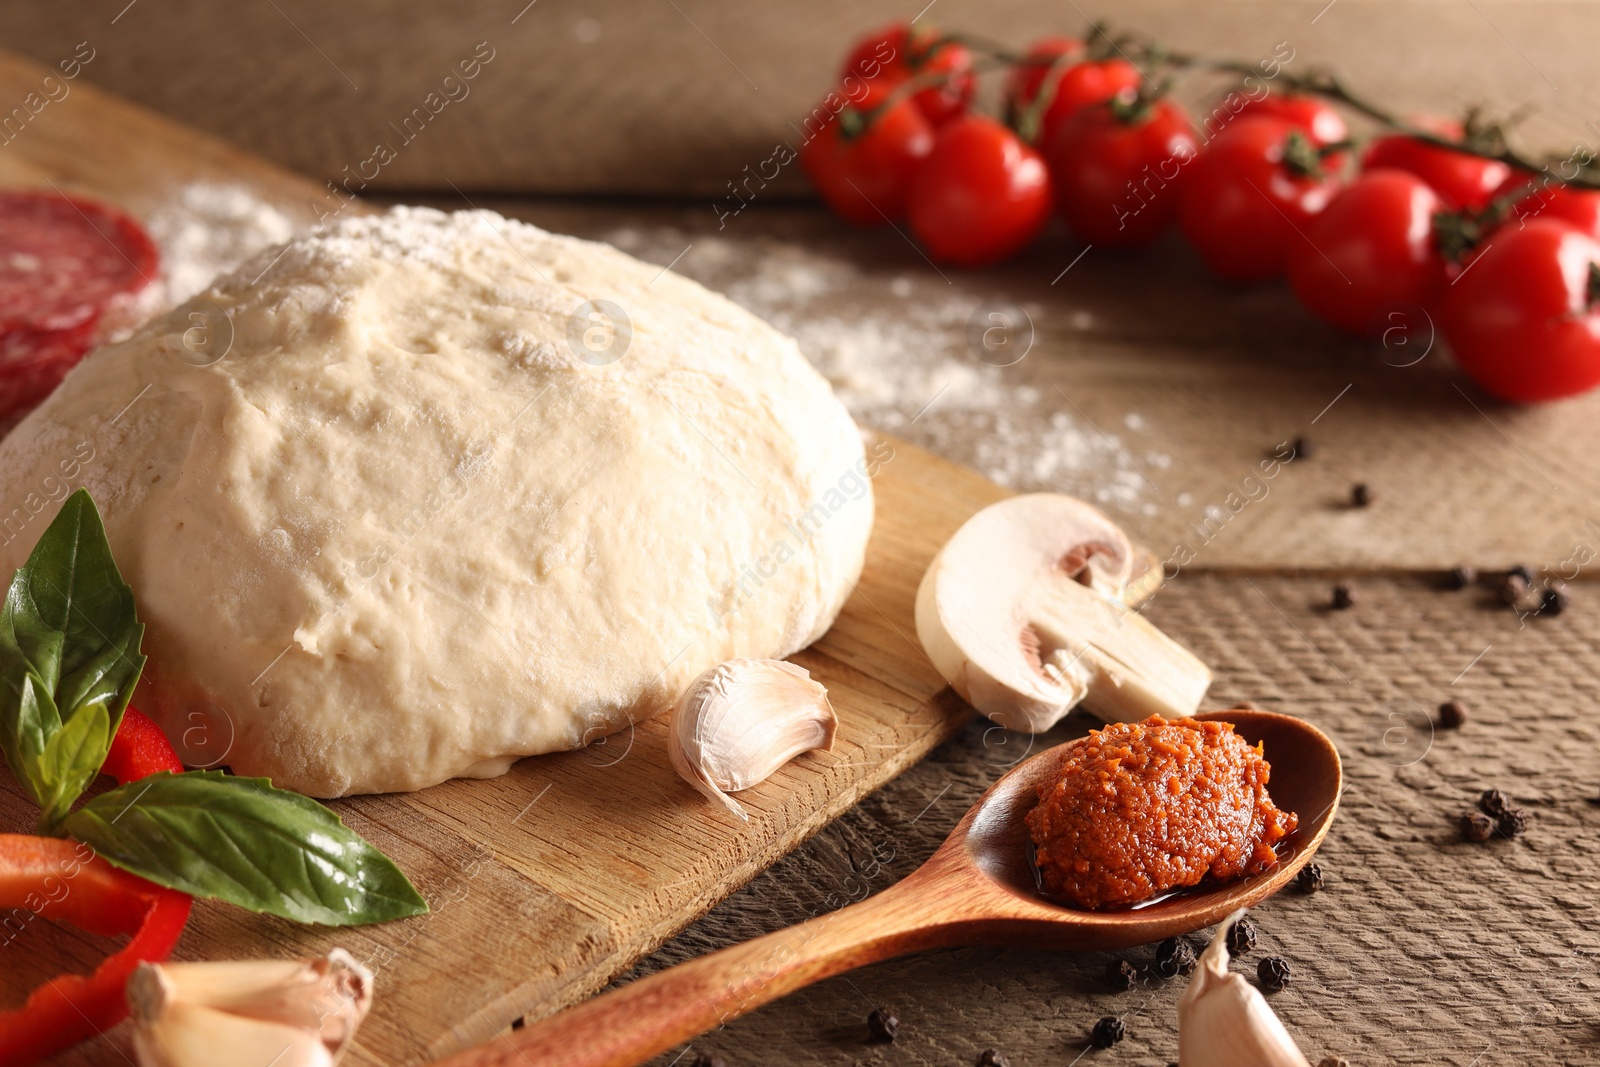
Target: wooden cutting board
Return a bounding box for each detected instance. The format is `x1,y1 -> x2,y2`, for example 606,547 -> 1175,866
0,51 -> 1163,1065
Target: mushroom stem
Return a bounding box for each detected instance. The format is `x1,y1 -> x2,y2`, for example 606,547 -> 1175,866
916,493 -> 1210,732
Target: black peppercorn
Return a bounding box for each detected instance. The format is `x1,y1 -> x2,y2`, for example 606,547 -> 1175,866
1445,564 -> 1477,590
1501,573 -> 1530,607
1497,808 -> 1530,838
1541,582 -> 1570,616
1508,563 -> 1534,584
1437,700 -> 1468,729
1318,1057 -> 1351,1067
1257,955 -> 1292,991
1290,435 -> 1313,460
1226,916 -> 1257,955
866,1008 -> 898,1042
1295,862 -> 1325,893
1350,483 -> 1372,507
1153,937 -> 1197,978
1089,1016 -> 1125,1048
1479,789 -> 1512,818
1462,810 -> 1495,842
1331,583 -> 1355,610
976,1051 -> 1011,1067
1106,957 -> 1139,991
689,1054 -> 727,1067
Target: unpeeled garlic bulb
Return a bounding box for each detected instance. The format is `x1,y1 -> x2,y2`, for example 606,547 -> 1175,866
129,950 -> 372,1067
1178,909 -> 1311,1067
668,658 -> 837,820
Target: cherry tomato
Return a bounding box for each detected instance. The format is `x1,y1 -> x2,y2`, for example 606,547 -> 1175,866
1440,219 -> 1600,402
1178,116 -> 1344,282
1045,96 -> 1200,247
1004,36 -> 1083,114
1501,177 -> 1600,240
840,23 -> 974,126
1361,133 -> 1511,211
1005,39 -> 1142,144
1287,169 -> 1447,335
800,83 -> 934,226
907,116 -> 1052,267
1232,93 -> 1349,147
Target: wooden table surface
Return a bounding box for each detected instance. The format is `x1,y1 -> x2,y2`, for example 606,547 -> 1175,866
4,0 -> 1599,198
417,197 -> 1600,1067
401,194 -> 1600,575
3,2 -> 1598,1063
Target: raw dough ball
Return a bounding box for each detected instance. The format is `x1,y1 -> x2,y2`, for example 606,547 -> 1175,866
0,207 -> 873,796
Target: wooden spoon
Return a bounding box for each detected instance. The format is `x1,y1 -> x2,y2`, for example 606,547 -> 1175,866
436,709 -> 1341,1067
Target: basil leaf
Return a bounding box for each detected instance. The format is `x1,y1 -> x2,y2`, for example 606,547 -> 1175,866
0,668 -> 61,811
62,771 -> 429,926
56,621 -> 145,728
0,489 -> 145,824
37,700 -> 111,829
3,489 -> 145,723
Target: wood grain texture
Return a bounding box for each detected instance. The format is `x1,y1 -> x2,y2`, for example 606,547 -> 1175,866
0,1 -> 1596,197
0,37 -> 1594,1067
405,194 -> 1600,577
0,48 -> 1081,1066
0,425 -> 1031,1065
11,44 -> 1600,577
632,573 -> 1600,1067
0,52 -> 321,226
435,709 -> 1339,1067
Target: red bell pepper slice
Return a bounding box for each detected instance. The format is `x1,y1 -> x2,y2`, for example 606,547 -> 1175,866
0,708 -> 192,1064
100,706 -> 185,783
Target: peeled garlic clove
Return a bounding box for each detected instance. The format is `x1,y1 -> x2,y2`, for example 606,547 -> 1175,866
1178,910 -> 1311,1067
129,950 -> 372,1067
135,1002 -> 336,1067
669,658 -> 837,820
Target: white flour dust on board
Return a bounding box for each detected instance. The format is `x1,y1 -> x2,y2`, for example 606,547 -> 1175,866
144,183 -> 300,311
603,227 -> 1166,516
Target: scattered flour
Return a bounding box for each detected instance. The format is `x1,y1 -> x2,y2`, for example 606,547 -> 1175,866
604,226 -> 1166,516
142,183 -> 300,312
1,184 -> 303,433
107,202 -> 1170,516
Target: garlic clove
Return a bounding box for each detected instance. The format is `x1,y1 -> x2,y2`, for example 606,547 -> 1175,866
668,658 -> 837,820
1178,909 -> 1311,1067
128,950 -> 372,1067
134,1002 -> 336,1067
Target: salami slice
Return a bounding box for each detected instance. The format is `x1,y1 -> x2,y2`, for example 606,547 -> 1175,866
0,316 -> 99,421
0,189 -> 159,334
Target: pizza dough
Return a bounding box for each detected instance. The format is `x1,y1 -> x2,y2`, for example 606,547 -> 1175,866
0,207 -> 874,796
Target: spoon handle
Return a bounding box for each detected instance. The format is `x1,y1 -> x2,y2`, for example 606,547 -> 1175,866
432,867 -> 957,1067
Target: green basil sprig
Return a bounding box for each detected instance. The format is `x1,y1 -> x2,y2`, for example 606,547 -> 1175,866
0,489 -> 144,832
0,491 -> 427,926
64,771 -> 426,925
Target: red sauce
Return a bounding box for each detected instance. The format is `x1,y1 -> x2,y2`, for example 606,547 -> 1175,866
1025,715 -> 1298,910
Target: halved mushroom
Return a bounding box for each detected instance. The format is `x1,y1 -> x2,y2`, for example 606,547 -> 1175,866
915,493 -> 1210,732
